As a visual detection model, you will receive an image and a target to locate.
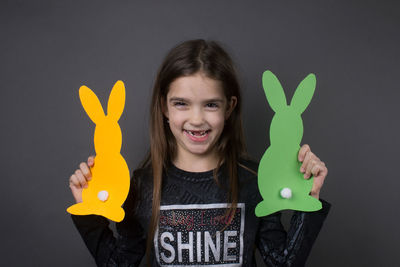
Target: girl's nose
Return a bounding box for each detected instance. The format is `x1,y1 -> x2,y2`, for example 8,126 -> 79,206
189,108 -> 204,126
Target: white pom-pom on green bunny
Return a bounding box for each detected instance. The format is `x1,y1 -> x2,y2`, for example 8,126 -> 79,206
255,71 -> 322,217
67,81 -> 130,222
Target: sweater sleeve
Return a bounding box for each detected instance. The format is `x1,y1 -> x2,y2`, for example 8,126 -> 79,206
256,199 -> 331,267
70,175 -> 146,267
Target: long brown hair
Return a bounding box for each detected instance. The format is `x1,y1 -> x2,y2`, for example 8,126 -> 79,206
142,39 -> 247,262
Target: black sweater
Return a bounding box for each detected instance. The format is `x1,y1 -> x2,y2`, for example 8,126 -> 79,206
71,159 -> 330,266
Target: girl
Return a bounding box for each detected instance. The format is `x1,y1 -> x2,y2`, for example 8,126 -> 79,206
69,39 -> 330,267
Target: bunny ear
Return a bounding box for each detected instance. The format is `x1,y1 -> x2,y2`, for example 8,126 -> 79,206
79,85 -> 106,124
262,70 -> 287,112
107,80 -> 125,121
290,73 -> 316,114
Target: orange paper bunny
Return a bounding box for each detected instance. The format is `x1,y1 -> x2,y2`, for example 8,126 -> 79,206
67,81 -> 130,222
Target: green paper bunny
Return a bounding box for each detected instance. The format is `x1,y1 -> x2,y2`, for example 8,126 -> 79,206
255,70 -> 322,217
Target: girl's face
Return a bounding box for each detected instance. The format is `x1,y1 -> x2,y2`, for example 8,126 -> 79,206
164,72 -> 236,162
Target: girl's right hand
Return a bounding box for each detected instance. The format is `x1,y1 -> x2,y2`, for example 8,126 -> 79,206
69,156 -> 95,203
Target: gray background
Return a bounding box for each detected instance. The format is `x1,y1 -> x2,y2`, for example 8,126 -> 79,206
1,0 -> 399,266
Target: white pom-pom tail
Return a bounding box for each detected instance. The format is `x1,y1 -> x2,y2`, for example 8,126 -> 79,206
98,190 -> 109,202
280,188 -> 292,199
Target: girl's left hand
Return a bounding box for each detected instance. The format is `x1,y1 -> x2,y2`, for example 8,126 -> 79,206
298,144 -> 328,199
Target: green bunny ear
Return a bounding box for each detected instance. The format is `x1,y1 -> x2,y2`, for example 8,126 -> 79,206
262,70 -> 287,112
107,80 -> 125,121
79,86 -> 106,124
290,73 -> 316,114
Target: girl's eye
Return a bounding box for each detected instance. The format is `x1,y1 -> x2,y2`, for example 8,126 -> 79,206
173,101 -> 187,107
206,103 -> 219,109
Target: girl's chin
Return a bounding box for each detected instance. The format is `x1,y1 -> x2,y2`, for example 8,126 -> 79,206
185,146 -> 212,156
180,142 -> 216,157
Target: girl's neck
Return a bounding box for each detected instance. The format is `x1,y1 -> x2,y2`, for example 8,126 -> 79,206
172,150 -> 220,173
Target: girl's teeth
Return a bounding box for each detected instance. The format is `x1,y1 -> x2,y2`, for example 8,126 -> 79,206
187,130 -> 208,137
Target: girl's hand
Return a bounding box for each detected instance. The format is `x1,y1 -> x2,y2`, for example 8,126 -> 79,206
69,156 -> 95,203
298,144 -> 328,199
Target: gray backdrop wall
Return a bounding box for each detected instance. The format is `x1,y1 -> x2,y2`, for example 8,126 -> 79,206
1,1 -> 399,266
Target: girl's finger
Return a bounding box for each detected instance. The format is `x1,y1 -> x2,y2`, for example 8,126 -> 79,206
69,174 -> 81,188
310,182 -> 321,199
88,156 -> 95,167
311,174 -> 326,198
305,157 -> 322,178
75,169 -> 88,189
311,160 -> 328,177
310,165 -> 328,198
298,144 -> 310,162
316,165 -> 328,181
304,158 -> 317,179
80,162 -> 92,181
300,151 -> 314,174
310,164 -> 324,177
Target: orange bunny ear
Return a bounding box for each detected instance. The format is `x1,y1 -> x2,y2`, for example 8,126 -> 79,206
79,86 -> 106,124
107,80 -> 125,121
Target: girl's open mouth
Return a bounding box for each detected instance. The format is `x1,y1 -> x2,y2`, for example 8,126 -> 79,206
184,129 -> 211,142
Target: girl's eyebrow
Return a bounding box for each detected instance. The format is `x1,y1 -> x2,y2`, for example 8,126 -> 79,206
204,98 -> 224,103
169,97 -> 188,102
169,97 -> 224,103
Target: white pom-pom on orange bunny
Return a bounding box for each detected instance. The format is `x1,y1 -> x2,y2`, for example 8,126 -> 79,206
67,81 -> 130,222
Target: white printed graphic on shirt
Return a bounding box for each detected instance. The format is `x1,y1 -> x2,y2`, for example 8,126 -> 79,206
154,203 -> 245,266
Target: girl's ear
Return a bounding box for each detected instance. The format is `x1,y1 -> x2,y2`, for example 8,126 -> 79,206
290,73 -> 316,114
225,96 -> 237,119
107,80 -> 125,121
262,70 -> 287,112
79,86 -> 106,124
